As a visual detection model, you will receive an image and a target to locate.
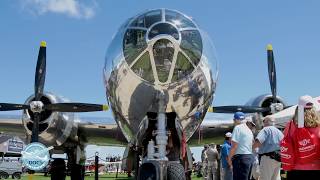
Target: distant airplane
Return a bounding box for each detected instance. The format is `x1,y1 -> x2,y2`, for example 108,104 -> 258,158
1,8 -> 315,180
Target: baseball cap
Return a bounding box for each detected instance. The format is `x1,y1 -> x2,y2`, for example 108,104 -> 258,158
298,95 -> 314,109
225,132 -> 232,138
234,111 -> 245,120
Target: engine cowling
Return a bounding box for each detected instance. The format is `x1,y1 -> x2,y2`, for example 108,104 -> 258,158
246,94 -> 287,129
22,92 -> 77,146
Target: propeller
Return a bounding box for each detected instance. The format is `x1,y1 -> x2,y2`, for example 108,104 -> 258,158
0,103 -> 29,111
0,41 -> 109,143
208,106 -> 270,113
31,41 -> 47,142
267,44 -> 277,103
208,44 -> 282,114
34,41 -> 46,101
45,103 -> 109,112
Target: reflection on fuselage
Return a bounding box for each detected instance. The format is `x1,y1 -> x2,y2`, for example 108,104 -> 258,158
104,9 -> 218,143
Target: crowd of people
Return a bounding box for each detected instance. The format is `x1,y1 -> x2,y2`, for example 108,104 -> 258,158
105,155 -> 121,162
198,95 -> 320,180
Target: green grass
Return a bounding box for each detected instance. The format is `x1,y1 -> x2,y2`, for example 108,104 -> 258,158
188,136 -> 225,146
0,127 -> 25,135
86,136 -> 126,146
22,173 -> 133,180
21,173 -> 202,179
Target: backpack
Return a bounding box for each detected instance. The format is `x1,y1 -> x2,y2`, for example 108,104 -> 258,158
280,120 -> 296,170
294,126 -> 319,164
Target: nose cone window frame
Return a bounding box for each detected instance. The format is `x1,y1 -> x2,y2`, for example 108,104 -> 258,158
123,9 -> 203,85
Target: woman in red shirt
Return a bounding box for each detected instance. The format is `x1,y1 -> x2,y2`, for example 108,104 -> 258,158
286,95 -> 320,178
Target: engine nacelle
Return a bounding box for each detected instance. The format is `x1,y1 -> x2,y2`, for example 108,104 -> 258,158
246,94 -> 287,129
22,92 -> 77,147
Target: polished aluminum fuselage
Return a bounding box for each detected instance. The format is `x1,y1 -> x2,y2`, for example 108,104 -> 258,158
105,52 -> 215,143
104,9 -> 217,144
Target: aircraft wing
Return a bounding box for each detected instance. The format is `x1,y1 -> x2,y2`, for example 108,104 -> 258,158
0,117 -> 25,137
77,120 -> 127,146
188,117 -> 234,146
0,115 -> 127,146
270,96 -> 320,128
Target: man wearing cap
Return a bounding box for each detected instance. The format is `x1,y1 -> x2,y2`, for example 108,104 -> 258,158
228,112 -> 254,180
221,132 -> 233,180
253,116 -> 283,180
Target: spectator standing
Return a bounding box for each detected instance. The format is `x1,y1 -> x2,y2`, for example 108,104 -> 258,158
202,144 -> 209,179
228,112 -> 254,180
285,95 -> 320,178
246,118 -> 260,180
206,143 -> 219,180
221,132 -> 233,180
253,116 -> 283,180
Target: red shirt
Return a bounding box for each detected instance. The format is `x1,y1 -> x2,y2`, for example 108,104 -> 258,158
285,122 -> 320,170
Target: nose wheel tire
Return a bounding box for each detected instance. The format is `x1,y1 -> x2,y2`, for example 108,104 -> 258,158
167,162 -> 186,180
0,171 -> 9,179
138,162 -> 158,180
12,172 -> 21,179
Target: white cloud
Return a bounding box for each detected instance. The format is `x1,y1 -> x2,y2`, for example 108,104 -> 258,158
22,0 -> 97,19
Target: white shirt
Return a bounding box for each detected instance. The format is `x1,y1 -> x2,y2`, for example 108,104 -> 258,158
231,123 -> 254,155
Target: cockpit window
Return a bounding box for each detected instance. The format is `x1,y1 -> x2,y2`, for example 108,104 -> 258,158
130,10 -> 162,28
123,29 -> 147,65
165,10 -> 196,29
180,30 -> 202,65
172,52 -> 194,81
131,51 -> 155,83
119,9 -> 207,85
153,39 -> 175,83
148,23 -> 179,40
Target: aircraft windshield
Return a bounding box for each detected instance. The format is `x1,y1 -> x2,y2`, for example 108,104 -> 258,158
180,30 -> 202,65
130,10 -> 162,28
104,9 -> 218,86
165,9 -> 196,29
123,29 -> 147,65
148,23 -> 179,40
153,39 -> 175,83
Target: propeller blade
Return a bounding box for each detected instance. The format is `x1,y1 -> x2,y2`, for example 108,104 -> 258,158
267,44 -> 277,103
34,41 -> 47,101
0,103 -> 29,111
209,106 -> 270,113
44,103 -> 109,112
31,113 -> 40,142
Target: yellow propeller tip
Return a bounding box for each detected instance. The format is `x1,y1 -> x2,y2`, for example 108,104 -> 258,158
267,44 -> 273,51
102,105 -> 109,111
207,107 -> 214,113
40,41 -> 46,47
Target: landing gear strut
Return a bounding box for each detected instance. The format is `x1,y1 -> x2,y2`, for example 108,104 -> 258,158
138,91 -> 186,180
67,146 -> 85,180
50,158 -> 66,180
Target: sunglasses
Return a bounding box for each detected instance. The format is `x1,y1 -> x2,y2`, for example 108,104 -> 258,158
304,102 -> 313,109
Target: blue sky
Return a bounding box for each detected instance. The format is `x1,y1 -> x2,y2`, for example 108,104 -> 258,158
1,0 -> 320,120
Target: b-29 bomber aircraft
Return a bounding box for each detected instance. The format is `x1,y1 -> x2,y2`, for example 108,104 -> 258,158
1,9 -> 319,180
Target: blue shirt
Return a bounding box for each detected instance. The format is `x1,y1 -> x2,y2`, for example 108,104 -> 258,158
221,140 -> 231,168
256,126 -> 284,154
231,123 -> 254,155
